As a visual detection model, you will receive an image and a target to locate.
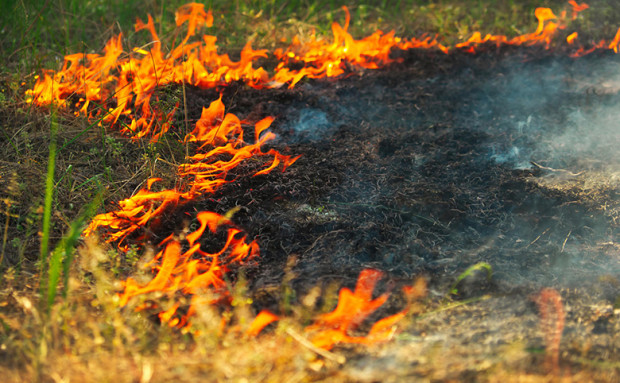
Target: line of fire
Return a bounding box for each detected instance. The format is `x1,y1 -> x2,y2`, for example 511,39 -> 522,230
24,0 -> 620,364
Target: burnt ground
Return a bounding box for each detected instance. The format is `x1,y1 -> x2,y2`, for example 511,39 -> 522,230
155,47 -> 618,380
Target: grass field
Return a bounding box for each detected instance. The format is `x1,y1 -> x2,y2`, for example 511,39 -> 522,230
0,0 -> 619,381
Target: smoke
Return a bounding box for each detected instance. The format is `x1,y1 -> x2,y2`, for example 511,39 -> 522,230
479,55 -> 620,176
468,53 -> 620,285
546,101 -> 620,173
283,107 -> 333,142
257,51 -> 620,289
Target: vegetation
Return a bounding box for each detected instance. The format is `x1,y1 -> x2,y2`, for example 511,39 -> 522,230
0,0 -> 618,381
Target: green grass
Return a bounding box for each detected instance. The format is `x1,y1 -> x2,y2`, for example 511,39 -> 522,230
0,0 -> 619,381
38,106 -> 57,282
45,187 -> 101,308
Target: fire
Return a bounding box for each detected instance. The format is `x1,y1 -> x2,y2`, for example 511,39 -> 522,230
24,1 -> 620,346
246,310 -> 279,337
241,269 -> 414,350
119,211 -> 259,330
272,7 -> 448,88
26,3 -> 270,140
455,2 -> 591,53
610,27 -> 620,53
305,269 -> 407,350
566,32 -> 578,44
175,2 -> 214,37
83,96 -> 298,248
25,1 -> 617,135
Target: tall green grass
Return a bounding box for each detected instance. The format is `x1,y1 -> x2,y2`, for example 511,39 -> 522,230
37,101 -> 99,310
38,105 -> 58,280
45,189 -> 101,308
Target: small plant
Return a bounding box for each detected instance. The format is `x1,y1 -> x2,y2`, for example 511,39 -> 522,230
449,262 -> 492,296
104,136 -> 124,158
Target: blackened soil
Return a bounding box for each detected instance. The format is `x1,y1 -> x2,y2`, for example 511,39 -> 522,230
166,47 -> 619,379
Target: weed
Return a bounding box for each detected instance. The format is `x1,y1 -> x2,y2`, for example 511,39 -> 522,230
449,261 -> 492,296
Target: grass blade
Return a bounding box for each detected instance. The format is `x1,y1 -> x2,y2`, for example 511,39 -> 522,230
39,104 -> 58,279
0,124 -> 20,156
47,186 -> 103,307
450,262 -> 493,296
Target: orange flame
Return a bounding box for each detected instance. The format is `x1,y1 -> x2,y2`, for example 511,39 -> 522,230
568,1 -> 589,19
26,3 -> 269,139
77,75 -> 296,332
566,32 -> 578,44
305,269 -> 406,350
244,269 -> 414,349
246,310 -> 279,337
84,97 -> 298,248
609,27 -> 620,53
454,5 -> 587,53
570,25 -> 620,57
26,2 -> 614,133
175,3 -> 214,39
272,6 -> 448,88
120,211 -> 259,330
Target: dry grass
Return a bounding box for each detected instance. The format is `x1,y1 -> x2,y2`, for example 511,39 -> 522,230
0,237 -> 359,382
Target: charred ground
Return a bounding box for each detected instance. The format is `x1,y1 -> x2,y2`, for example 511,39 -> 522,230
166,47 -> 620,287
120,46 -> 620,379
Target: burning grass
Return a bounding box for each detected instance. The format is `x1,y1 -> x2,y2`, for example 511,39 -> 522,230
1,1 -> 620,381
